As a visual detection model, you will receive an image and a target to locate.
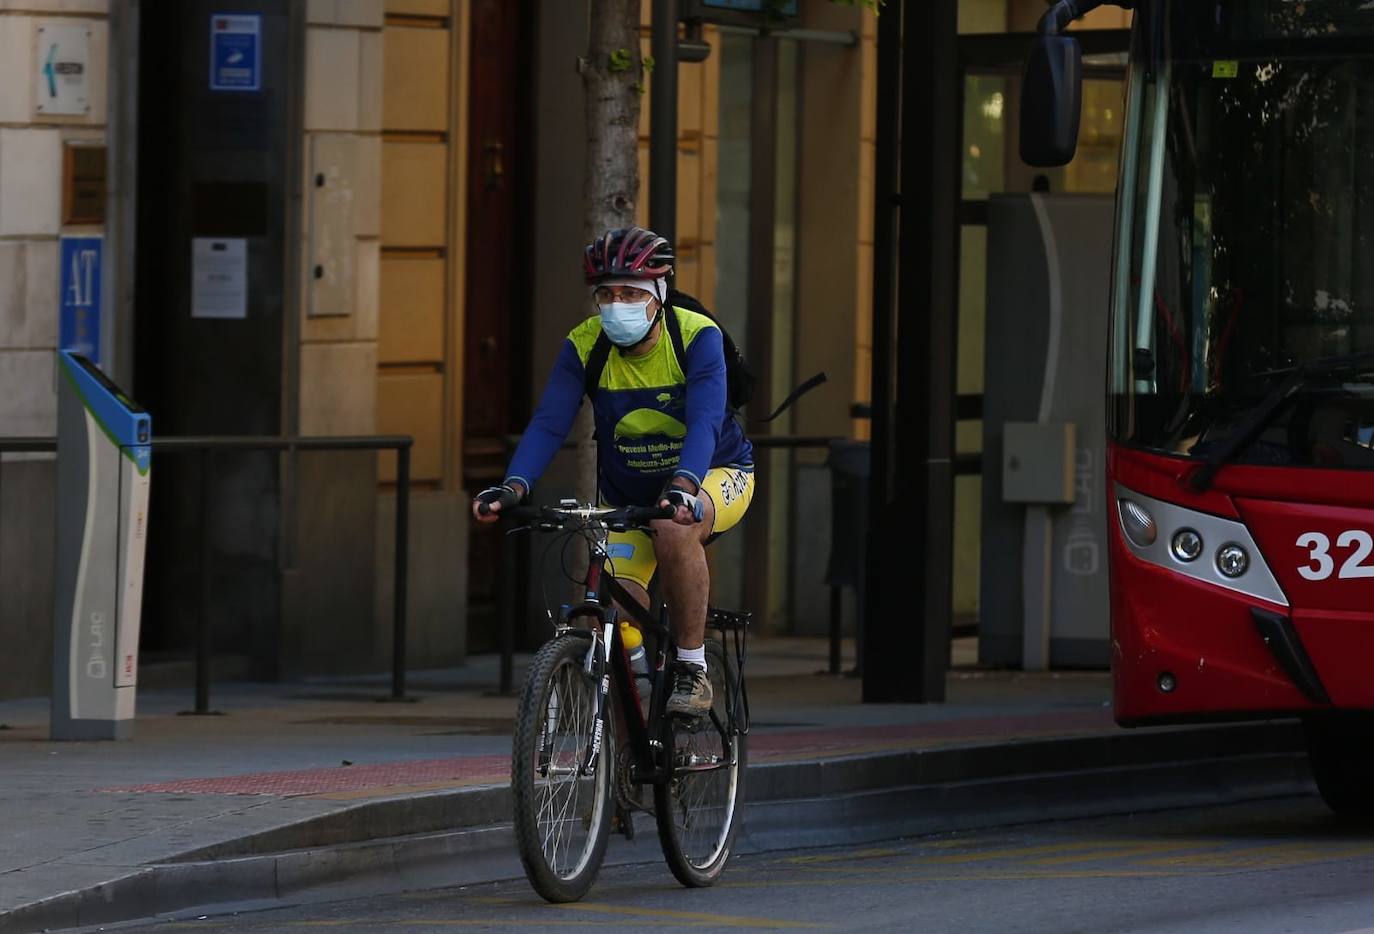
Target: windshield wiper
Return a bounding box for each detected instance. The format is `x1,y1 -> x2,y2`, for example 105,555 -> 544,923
1187,350 -> 1374,492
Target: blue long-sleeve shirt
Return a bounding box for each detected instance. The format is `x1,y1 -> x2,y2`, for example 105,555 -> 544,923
506,308 -> 753,506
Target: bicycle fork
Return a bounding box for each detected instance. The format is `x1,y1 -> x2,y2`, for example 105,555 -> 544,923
580,621 -> 614,777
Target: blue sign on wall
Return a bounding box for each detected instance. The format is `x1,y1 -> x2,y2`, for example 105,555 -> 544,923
701,0 -> 799,12
209,13 -> 261,92
59,235 -> 102,365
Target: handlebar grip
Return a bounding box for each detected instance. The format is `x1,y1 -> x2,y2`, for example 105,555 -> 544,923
626,504 -> 676,523
477,500 -> 493,517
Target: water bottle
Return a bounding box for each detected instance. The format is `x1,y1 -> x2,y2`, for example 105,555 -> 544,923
620,622 -> 651,700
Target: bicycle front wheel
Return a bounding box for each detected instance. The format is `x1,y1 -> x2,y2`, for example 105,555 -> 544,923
511,633 -> 614,903
654,638 -> 747,887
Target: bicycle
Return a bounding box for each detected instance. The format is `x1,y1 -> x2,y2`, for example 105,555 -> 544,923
488,500 -> 751,903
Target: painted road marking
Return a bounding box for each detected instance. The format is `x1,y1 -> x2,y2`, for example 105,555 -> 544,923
778,839 -> 984,866
721,868 -> 1191,890
153,826 -> 1374,930
781,847 -> 904,864
737,834 -> 1374,885
287,921 -> 729,928
1142,841 -> 1374,870
916,869 -> 1188,880
556,902 -> 824,929
461,896 -> 824,929
904,839 -> 1172,866
1023,840 -> 1212,865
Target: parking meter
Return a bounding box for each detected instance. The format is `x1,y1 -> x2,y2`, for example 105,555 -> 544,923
52,351 -> 151,740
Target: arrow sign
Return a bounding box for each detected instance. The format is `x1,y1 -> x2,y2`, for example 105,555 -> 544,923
33,23 -> 88,115
43,42 -> 56,97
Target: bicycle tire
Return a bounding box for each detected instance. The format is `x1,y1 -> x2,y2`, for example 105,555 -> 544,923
511,633 -> 615,902
654,638 -> 747,887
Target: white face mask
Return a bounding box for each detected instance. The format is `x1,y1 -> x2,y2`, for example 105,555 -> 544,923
599,299 -> 656,347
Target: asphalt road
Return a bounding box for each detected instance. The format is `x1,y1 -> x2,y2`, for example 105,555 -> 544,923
103,796 -> 1374,933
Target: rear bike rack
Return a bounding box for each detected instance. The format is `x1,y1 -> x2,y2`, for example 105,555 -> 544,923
708,606 -> 752,736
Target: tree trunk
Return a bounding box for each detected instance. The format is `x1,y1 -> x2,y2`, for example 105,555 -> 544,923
576,0 -> 643,501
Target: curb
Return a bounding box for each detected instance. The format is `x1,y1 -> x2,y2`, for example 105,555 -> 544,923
2,720 -> 1311,934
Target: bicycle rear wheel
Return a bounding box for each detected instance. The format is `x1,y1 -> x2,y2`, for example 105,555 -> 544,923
654,638 -> 746,887
511,633 -> 614,902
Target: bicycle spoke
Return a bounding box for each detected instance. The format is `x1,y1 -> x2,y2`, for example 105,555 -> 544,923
663,657 -> 739,871
527,655 -> 608,882
518,626 -> 656,902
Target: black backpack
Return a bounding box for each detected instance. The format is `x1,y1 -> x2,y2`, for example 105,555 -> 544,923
582,288 -> 825,422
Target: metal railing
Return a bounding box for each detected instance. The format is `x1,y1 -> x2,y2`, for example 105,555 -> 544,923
0,438 -> 58,453
0,434 -> 414,711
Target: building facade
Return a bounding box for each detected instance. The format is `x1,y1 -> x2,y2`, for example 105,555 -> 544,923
0,0 -> 1132,698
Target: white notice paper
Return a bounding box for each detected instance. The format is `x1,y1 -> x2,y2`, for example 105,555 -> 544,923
192,238 -> 247,319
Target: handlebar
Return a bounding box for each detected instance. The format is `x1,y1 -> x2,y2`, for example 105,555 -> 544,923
502,502 -> 675,531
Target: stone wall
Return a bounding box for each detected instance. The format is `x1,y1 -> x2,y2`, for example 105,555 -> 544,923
0,0 -> 110,698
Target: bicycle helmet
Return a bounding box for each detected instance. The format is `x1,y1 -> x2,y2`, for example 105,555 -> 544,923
583,227 -> 674,283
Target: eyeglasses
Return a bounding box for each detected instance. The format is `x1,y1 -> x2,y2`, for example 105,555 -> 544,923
594,285 -> 655,304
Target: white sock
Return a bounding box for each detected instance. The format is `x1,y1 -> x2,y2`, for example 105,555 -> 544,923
677,644 -> 707,671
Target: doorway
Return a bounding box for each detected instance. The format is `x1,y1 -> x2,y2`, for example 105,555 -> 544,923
132,0 -> 294,676
462,0 -> 535,652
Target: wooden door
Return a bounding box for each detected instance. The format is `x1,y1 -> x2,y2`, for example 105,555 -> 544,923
463,0 -> 532,648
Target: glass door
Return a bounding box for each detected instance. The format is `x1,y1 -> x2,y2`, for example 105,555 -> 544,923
711,30 -> 801,630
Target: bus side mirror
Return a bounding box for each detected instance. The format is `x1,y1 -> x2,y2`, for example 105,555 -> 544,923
1020,35 -> 1083,167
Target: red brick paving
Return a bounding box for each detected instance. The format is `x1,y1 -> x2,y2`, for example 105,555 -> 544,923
103,710 -> 1116,797
105,755 -> 511,796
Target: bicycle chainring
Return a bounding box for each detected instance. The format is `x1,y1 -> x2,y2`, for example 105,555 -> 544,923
615,747 -> 651,815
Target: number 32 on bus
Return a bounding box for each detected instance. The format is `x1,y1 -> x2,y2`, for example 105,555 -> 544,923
1024,0 -> 1374,816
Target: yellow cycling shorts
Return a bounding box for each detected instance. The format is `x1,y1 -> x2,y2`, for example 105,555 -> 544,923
605,465 -> 755,590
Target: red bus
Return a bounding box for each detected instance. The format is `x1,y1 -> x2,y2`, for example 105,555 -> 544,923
1024,0 -> 1374,813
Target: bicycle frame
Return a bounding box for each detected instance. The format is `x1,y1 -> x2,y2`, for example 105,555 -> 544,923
550,526 -> 741,788
552,531 -> 667,785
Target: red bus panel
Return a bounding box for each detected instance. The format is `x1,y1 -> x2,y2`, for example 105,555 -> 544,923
1109,444 -> 1374,723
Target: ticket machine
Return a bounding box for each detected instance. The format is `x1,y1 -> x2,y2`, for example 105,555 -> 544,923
979,194 -> 1114,670
52,351 -> 151,740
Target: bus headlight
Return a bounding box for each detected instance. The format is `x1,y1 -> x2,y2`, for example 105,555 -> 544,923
1114,484 -> 1288,608
1171,529 -> 1203,563
1118,499 -> 1157,547
1216,543 -> 1250,578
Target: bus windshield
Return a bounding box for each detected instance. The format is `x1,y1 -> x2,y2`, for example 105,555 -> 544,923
1111,0 -> 1374,470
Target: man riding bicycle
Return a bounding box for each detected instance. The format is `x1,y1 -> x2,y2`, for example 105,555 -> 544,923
471,226 -> 754,717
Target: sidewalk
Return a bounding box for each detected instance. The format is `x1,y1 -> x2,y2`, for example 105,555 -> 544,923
0,639 -> 1304,931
